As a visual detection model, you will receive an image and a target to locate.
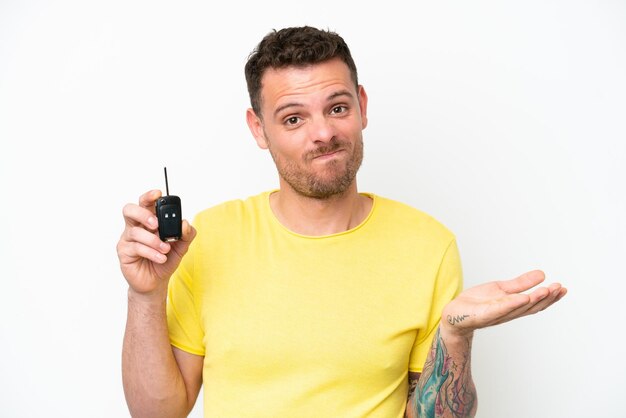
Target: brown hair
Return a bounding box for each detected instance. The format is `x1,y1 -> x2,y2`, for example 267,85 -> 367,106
244,26 -> 359,117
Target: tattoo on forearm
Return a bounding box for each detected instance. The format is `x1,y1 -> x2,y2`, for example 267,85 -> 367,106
411,328 -> 477,417
446,314 -> 470,326
414,329 -> 449,417
442,351 -> 475,416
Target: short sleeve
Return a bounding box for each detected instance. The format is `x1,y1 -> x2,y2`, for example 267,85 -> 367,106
166,234 -> 205,356
408,238 -> 463,372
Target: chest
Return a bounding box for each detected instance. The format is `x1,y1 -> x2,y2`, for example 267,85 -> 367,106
197,243 -> 436,384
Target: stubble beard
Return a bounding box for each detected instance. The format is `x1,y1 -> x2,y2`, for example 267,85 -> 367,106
269,137 -> 364,200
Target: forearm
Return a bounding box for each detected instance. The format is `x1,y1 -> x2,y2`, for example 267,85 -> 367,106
408,323 -> 477,418
122,289 -> 189,418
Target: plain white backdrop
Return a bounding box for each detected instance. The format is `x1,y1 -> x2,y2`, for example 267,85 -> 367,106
1,1 -> 624,417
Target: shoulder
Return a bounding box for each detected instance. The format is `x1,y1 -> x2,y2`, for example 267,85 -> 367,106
369,194 -> 456,244
192,191 -> 269,227
188,191 -> 271,253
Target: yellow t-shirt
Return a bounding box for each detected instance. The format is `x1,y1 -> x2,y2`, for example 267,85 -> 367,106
167,191 -> 463,418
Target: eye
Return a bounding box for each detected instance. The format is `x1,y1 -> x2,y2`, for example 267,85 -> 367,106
330,105 -> 347,115
285,116 -> 301,126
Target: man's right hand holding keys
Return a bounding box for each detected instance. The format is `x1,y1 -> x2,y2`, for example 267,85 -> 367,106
117,189 -> 201,418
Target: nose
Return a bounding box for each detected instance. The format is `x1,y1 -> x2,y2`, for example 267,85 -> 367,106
307,115 -> 336,144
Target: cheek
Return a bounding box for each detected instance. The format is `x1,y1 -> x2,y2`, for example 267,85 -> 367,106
267,136 -> 304,162
336,119 -> 361,138
271,132 -> 307,155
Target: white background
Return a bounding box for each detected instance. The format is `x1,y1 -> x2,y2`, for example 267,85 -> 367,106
1,1 -> 624,417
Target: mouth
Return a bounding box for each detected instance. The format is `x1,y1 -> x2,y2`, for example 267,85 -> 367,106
312,149 -> 344,160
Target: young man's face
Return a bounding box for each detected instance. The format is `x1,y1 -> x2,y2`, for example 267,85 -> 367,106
247,58 -> 368,199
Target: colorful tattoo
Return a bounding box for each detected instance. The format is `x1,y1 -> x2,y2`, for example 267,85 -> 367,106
414,329 -> 450,417
411,328 -> 477,417
442,353 -> 475,416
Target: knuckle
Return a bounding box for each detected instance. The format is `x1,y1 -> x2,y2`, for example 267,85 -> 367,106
117,244 -> 133,263
128,226 -> 143,241
117,235 -> 134,255
129,241 -> 145,258
122,203 -> 135,216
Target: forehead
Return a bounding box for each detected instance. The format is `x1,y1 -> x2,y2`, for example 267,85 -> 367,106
259,58 -> 356,112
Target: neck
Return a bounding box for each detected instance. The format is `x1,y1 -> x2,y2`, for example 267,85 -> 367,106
269,182 -> 372,236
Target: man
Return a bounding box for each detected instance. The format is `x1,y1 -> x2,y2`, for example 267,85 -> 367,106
117,26 -> 566,418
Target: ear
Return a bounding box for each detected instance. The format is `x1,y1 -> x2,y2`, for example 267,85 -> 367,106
246,108 -> 269,150
357,85 -> 368,130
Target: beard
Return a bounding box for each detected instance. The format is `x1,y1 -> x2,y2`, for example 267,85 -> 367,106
268,136 -> 364,200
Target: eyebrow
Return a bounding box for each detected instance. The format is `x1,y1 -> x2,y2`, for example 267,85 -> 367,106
273,89 -> 355,118
274,102 -> 304,118
327,90 -> 354,102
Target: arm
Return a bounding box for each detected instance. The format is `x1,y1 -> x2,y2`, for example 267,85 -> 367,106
405,270 -> 567,418
123,291 -> 203,418
118,190 -> 201,418
405,327 -> 476,418
405,372 -> 420,418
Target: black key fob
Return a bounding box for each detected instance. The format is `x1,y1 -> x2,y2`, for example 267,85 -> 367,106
156,167 -> 182,242
156,195 -> 182,242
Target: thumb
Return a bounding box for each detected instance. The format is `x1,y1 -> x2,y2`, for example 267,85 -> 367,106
168,220 -> 196,258
180,219 -> 196,243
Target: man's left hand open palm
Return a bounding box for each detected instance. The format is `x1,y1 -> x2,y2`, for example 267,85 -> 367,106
442,270 -> 567,336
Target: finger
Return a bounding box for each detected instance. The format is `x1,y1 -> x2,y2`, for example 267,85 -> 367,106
180,220 -> 196,243
124,225 -> 171,254
492,285 -> 561,325
123,203 -> 159,231
168,220 -> 196,259
524,284 -> 565,315
138,189 -> 162,210
497,270 -> 546,294
526,284 -> 553,304
118,240 -> 167,264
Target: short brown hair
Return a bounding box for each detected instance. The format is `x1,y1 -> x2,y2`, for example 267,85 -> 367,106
244,26 -> 359,117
